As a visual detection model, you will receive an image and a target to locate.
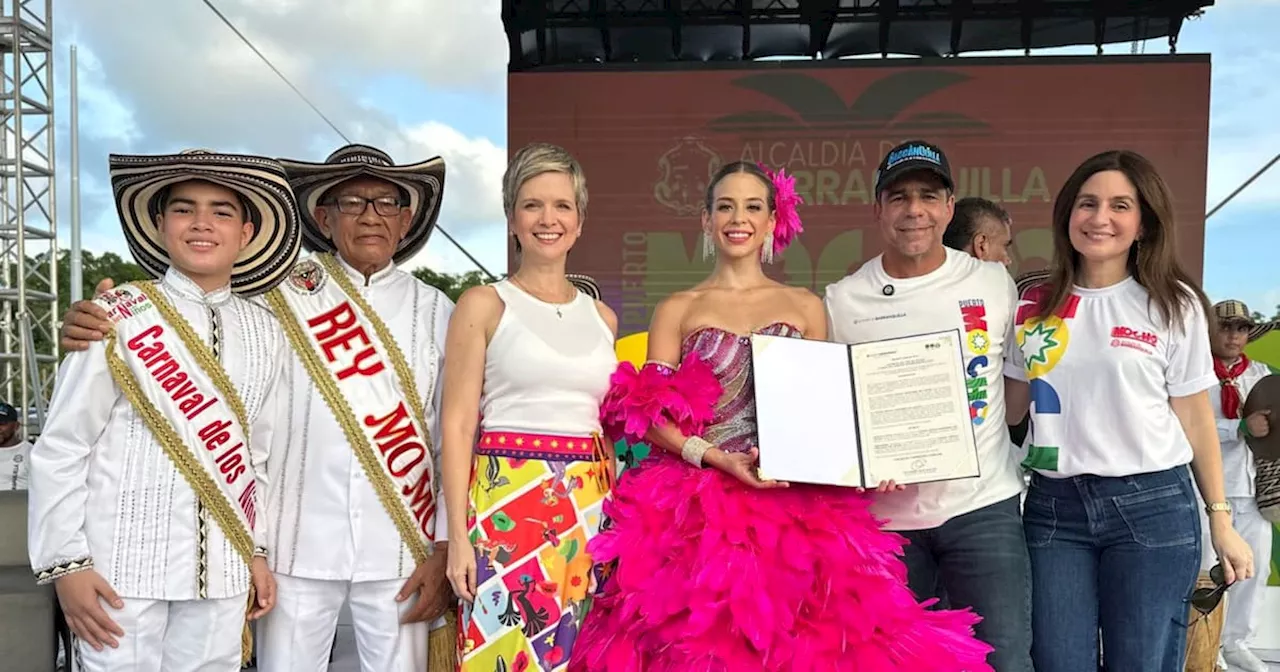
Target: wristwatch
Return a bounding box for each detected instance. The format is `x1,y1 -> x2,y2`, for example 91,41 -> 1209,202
1205,501 -> 1233,515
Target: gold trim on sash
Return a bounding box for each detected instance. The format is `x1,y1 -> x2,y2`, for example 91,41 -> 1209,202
264,254 -> 435,565
319,254 -> 434,451
103,281 -> 258,664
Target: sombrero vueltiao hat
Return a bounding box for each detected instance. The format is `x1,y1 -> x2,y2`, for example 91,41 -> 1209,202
1252,321 -> 1279,342
110,149 -> 303,296
566,273 -> 601,301
279,144 -> 446,266
1214,299 -> 1280,459
1213,299 -> 1278,343
1015,268 -> 1051,295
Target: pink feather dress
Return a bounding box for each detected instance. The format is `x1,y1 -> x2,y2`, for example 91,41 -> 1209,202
568,322 -> 995,672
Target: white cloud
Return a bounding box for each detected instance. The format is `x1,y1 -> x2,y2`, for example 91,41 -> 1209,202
395,121 -> 506,225
234,0 -> 508,92
54,0 -> 510,274
66,45 -> 141,147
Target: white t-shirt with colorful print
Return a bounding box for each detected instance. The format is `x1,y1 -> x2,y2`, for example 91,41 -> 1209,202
825,248 -> 1025,530
1006,277 -> 1217,478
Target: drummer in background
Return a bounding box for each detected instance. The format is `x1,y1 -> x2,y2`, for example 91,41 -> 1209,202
1201,299 -> 1276,672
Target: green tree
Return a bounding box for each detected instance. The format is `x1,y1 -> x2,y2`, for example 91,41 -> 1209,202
57,250 -> 150,309
1,249 -> 148,367
411,267 -> 493,302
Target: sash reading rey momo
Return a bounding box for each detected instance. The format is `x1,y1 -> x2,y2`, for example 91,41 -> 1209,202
102,282 -> 258,565
265,253 -> 437,565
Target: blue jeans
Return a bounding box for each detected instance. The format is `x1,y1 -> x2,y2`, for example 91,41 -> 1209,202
899,494 -> 1034,672
1024,467 -> 1201,672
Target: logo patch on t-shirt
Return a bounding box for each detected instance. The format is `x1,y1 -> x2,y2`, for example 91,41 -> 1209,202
1110,325 -> 1158,354
959,299 -> 991,426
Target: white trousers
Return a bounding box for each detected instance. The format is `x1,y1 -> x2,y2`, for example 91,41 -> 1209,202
257,574 -> 441,672
1199,496 -> 1274,649
76,595 -> 246,672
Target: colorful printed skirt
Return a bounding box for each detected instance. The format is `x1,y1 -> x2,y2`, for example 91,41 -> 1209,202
457,430 -> 613,672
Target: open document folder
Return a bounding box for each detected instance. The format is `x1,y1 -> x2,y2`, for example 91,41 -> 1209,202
751,330 -> 981,488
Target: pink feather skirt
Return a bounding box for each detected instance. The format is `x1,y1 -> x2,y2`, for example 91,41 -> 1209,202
568,452 -> 995,672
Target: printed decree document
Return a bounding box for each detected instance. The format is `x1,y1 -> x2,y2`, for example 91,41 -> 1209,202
752,330 -> 980,488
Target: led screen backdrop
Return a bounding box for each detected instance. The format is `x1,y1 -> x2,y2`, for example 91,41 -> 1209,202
508,56 -> 1211,336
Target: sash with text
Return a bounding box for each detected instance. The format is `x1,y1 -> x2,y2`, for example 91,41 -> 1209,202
102,282 -> 257,566
266,254 -> 437,564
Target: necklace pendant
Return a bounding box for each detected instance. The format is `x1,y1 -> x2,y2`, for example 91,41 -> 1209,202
556,307 -> 563,318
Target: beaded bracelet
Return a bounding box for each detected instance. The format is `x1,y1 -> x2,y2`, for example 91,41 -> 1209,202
681,436 -> 714,468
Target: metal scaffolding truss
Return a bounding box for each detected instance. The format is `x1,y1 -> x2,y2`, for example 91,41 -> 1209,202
0,0 -> 56,440
503,0 -> 1215,70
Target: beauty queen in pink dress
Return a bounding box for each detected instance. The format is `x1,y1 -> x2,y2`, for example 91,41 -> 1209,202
568,162 -> 994,672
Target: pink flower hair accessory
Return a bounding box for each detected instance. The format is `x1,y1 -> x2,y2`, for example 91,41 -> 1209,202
758,163 -> 804,258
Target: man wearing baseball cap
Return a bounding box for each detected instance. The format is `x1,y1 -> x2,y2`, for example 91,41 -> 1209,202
823,140 -> 1032,669
0,402 -> 29,491
1196,299 -> 1275,672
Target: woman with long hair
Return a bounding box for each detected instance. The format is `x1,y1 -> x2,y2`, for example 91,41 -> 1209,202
1007,149 -> 1254,670
568,161 -> 995,671
439,143 -> 618,672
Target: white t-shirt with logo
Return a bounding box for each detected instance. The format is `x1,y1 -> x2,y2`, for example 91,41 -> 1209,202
824,248 -> 1025,531
1006,277 -> 1216,478
0,440 -> 30,491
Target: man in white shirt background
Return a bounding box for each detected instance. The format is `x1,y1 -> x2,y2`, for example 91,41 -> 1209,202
941,197 -> 1033,455
942,196 -> 1014,267
825,140 -> 1032,671
1200,299 -> 1275,672
0,402 -> 30,491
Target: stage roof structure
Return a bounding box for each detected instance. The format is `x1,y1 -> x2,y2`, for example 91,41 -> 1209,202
502,0 -> 1215,71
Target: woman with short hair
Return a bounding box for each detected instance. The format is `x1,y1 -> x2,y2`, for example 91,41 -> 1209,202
440,143 -> 618,672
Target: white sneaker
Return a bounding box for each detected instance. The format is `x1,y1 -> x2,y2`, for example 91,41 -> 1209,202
1223,646 -> 1269,672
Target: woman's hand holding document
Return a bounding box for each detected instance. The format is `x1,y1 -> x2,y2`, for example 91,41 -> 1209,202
751,330 -> 981,488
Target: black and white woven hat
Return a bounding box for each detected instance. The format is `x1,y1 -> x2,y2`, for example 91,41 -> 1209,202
109,149 -> 303,296
278,144 -> 446,266
1015,268 -> 1051,295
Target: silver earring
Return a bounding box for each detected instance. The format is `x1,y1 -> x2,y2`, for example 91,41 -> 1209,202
760,232 -> 775,265
701,230 -> 715,260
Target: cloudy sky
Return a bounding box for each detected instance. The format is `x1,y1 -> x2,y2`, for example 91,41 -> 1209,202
52,0 -> 1278,314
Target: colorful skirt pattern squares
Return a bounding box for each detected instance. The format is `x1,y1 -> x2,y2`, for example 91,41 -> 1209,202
458,431 -> 611,672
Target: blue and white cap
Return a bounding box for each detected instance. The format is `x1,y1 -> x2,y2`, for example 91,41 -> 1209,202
873,140 -> 954,197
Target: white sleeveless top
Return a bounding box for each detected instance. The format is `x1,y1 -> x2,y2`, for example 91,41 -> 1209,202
481,280 -> 616,436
